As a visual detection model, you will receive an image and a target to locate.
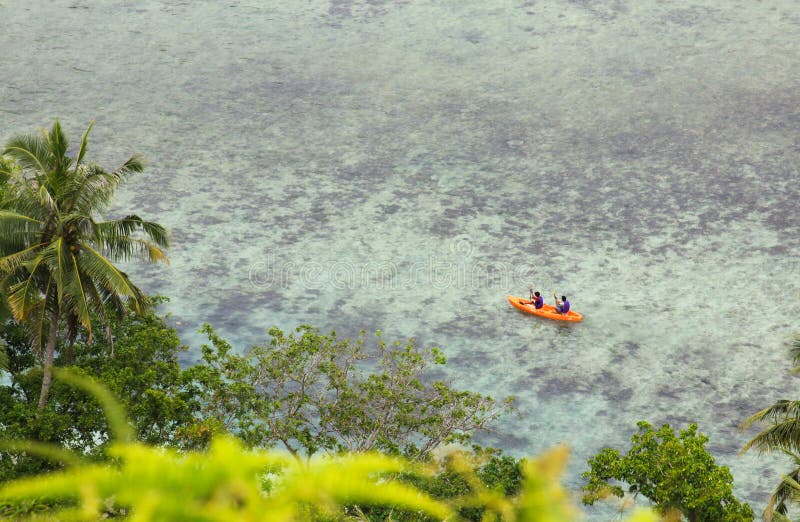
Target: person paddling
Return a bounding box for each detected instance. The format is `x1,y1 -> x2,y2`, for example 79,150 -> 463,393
529,288 -> 544,309
554,293 -> 570,314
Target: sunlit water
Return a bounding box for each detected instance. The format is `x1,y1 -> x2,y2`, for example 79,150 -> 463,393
2,0 -> 799,516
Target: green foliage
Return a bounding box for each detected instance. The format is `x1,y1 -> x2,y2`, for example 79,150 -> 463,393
359,447 -> 525,521
740,333 -> 800,521
751,449 -> 800,522
742,336 -> 800,456
582,421 -> 753,521
1,307 -> 516,491
65,300 -> 197,447
185,324 -> 514,459
0,337 -> 7,371
0,120 -> 169,409
0,155 -> 14,325
0,301 -> 200,481
0,372 -> 660,522
1,307 -> 513,488
741,400 -> 800,455
0,154 -> 15,190
0,437 -> 453,521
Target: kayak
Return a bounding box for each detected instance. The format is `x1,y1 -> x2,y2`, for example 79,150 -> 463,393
506,295 -> 584,322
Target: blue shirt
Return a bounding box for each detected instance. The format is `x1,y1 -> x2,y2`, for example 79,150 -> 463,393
562,299 -> 570,313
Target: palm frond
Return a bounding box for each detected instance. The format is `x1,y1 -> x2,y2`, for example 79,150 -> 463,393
2,179 -> 52,223
96,215 -> 170,249
67,164 -> 123,215
742,418 -> 800,454
0,242 -> 46,273
37,183 -> 58,214
75,121 -> 95,167
0,271 -> 15,306
64,311 -> 79,348
6,254 -> 49,321
64,251 -> 92,333
0,155 -> 17,181
764,469 -> 800,521
22,277 -> 53,358
790,334 -> 800,369
45,120 -> 69,171
138,219 -> 170,248
741,401 -> 800,430
3,134 -> 51,176
97,283 -> 127,319
76,244 -> 148,313
98,236 -> 169,264
79,276 -> 104,314
48,238 -> 71,306
114,154 -> 145,176
0,210 -> 44,241
79,275 -> 109,332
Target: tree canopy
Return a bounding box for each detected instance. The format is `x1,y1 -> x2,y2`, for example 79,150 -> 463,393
0,371 -> 659,522
0,300 -> 195,481
582,421 -> 753,521
185,324 -> 514,459
0,120 -> 169,409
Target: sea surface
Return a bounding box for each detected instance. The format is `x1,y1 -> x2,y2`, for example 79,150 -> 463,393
2,0 -> 799,517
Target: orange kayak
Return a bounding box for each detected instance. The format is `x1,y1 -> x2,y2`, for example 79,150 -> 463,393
506,295 -> 584,322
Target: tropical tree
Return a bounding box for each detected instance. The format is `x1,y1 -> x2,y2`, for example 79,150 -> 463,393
0,141 -> 13,368
0,371 -> 659,522
184,324 -> 514,459
0,120 -> 169,410
583,421 -> 753,521
750,449 -> 800,522
0,300 -> 202,482
740,334 -> 800,520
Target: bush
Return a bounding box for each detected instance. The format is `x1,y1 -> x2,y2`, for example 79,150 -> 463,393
0,371 -> 659,521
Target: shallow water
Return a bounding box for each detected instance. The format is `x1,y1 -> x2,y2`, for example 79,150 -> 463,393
2,0 -> 799,515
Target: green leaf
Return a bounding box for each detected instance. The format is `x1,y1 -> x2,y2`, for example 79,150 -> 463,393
75,120 -> 94,167
53,368 -> 135,443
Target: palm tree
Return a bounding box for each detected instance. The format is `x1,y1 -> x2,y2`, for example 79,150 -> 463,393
0,120 -> 169,410
741,334 -> 800,521
757,449 -> 800,521
0,156 -> 10,374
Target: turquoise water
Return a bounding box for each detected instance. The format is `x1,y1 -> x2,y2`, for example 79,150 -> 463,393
2,0 -> 799,516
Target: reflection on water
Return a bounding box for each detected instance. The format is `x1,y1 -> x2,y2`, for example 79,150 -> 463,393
2,0 -> 799,515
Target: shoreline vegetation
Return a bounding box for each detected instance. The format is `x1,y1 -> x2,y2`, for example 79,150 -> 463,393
0,123 -> 796,520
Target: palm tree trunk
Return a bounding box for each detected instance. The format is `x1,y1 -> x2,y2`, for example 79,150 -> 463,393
107,324 -> 114,357
37,308 -> 60,411
66,338 -> 75,365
